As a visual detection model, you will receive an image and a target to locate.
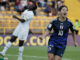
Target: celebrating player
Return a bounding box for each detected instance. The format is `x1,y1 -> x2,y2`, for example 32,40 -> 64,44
39,5 -> 78,60
0,1 -> 37,60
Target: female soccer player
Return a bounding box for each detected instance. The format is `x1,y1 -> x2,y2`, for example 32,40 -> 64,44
39,5 -> 78,60
0,1 -> 37,60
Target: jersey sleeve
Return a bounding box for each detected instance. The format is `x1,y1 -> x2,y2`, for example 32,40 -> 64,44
69,22 -> 75,32
22,11 -> 34,21
47,21 -> 54,31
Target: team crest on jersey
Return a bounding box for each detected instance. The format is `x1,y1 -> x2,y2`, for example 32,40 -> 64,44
60,23 -> 63,29
60,25 -> 63,29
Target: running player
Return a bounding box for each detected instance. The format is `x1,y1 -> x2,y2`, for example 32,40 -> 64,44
0,1 -> 37,60
39,5 -> 78,60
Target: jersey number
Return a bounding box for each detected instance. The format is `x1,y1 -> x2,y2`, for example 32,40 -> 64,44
58,30 -> 63,36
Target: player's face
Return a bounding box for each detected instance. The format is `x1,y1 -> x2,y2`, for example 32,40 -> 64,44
60,7 -> 68,18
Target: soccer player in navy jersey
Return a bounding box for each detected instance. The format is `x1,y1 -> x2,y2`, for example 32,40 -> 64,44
39,5 -> 78,60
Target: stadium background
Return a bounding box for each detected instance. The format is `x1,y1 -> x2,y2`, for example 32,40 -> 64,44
0,0 -> 80,60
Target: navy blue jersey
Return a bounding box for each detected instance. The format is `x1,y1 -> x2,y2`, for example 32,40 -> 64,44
47,17 -> 75,48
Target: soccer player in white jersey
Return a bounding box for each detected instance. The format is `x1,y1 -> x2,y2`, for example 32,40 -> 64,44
0,1 -> 37,60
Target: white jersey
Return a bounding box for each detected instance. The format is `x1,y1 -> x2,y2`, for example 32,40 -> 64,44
13,10 -> 34,40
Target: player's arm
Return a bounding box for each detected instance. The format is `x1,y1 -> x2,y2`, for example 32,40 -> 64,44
39,29 -> 51,40
13,15 -> 25,23
39,22 -> 53,40
70,22 -> 78,47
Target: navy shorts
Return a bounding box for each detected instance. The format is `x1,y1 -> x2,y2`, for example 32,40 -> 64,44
48,44 -> 66,57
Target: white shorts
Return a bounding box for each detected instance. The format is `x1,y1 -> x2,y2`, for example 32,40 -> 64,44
12,25 -> 29,41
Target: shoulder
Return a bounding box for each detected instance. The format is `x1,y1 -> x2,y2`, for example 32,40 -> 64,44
23,10 -> 28,13
50,18 -> 58,23
67,19 -> 73,24
28,11 -> 34,17
23,10 -> 34,17
23,10 -> 34,14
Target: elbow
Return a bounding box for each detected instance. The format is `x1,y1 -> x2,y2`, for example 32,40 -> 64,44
21,20 -> 25,23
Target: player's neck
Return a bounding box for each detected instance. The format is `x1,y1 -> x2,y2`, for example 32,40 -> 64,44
59,17 -> 66,22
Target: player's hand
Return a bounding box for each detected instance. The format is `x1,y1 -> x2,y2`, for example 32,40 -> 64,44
74,42 -> 78,47
39,36 -> 44,40
13,15 -> 17,18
